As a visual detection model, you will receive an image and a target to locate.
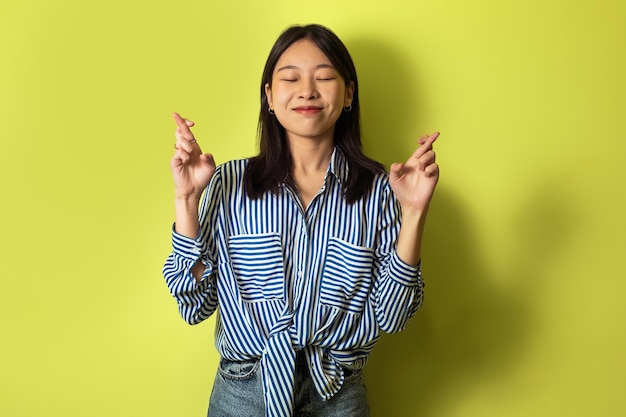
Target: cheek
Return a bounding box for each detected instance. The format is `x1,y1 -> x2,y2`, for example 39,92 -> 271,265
272,88 -> 292,105
330,85 -> 347,104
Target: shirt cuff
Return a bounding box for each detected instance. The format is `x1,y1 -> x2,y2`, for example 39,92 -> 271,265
171,223 -> 202,260
389,252 -> 422,287
170,224 -> 215,282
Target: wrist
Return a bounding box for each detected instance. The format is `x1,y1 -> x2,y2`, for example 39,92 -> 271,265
396,207 -> 428,267
174,198 -> 201,239
174,193 -> 202,206
400,205 -> 429,223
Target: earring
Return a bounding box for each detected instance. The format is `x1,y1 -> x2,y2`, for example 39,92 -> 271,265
268,107 -> 275,115
343,104 -> 352,112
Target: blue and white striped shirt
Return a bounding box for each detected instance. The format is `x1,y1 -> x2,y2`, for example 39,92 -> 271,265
163,148 -> 424,417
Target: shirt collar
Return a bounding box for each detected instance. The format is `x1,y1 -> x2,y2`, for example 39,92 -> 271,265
327,147 -> 348,185
278,147 -> 348,188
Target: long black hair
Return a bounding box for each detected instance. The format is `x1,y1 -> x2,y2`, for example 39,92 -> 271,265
244,24 -> 384,204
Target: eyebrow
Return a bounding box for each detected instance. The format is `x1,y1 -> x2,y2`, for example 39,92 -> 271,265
276,64 -> 336,73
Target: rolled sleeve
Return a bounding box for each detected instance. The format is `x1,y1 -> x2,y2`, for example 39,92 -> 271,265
373,252 -> 425,333
172,227 -> 201,256
387,252 -> 422,287
163,225 -> 217,324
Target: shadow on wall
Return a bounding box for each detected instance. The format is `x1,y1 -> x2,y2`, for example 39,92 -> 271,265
348,37 -> 532,416
347,36 -> 426,167
364,179 -> 578,416
366,187 -> 531,416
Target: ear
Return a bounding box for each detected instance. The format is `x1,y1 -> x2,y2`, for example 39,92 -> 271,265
265,83 -> 273,108
344,81 -> 355,107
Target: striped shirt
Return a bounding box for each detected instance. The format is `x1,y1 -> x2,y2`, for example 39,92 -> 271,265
163,148 -> 424,417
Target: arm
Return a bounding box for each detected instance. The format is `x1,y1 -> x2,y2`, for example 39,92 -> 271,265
370,187 -> 425,333
372,132 -> 440,332
390,132 -> 440,266
162,113 -> 220,324
170,112 -> 216,281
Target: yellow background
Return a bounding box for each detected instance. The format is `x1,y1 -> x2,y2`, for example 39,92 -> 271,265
1,0 -> 625,416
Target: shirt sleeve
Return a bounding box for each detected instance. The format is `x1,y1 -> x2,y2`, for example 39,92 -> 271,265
370,180 -> 424,333
162,167 -> 222,325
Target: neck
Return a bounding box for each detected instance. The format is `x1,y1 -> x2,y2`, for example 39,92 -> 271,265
287,135 -> 334,174
286,135 -> 334,210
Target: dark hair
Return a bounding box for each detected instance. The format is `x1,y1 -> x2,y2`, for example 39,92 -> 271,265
244,24 -> 384,203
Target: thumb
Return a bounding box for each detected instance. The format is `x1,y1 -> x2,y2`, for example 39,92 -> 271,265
389,162 -> 404,180
200,153 -> 216,168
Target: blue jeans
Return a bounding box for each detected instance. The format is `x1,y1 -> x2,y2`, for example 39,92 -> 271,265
208,353 -> 370,417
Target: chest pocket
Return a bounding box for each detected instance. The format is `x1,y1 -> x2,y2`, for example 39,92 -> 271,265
320,237 -> 374,314
229,233 -> 285,302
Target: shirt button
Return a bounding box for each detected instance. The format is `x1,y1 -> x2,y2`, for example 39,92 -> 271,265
297,270 -> 303,278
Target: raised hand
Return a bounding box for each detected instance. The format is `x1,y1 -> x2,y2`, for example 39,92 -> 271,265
389,132 -> 440,215
170,112 -> 216,200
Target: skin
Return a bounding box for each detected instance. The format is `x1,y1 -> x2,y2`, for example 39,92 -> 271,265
265,39 -> 354,209
170,39 -> 439,281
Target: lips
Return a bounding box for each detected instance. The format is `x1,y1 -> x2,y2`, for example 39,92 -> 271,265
293,106 -> 323,114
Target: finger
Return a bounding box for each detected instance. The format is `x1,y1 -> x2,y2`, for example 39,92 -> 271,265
176,137 -> 196,154
200,153 -> 216,168
173,112 -> 196,139
418,134 -> 430,145
173,112 -> 200,150
173,145 -> 190,158
172,112 -> 187,128
389,162 -> 405,180
175,127 -> 196,144
413,132 -> 440,159
418,150 -> 437,170
421,132 -> 439,148
173,112 -> 194,126
424,163 -> 439,179
171,148 -> 190,168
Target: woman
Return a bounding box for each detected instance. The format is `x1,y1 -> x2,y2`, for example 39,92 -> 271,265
164,24 -> 439,417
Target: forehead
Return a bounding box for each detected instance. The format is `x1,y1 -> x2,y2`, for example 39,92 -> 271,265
274,39 -> 334,71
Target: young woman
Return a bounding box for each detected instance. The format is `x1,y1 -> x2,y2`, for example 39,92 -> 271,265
164,24 -> 439,417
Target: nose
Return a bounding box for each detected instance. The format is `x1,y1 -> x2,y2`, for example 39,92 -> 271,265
298,77 -> 318,100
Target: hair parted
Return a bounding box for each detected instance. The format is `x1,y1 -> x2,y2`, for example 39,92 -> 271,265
244,23 -> 384,204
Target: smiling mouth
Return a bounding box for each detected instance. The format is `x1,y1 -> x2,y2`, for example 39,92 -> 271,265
293,106 -> 323,114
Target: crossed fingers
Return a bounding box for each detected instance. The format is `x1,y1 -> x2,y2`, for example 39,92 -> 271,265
173,112 -> 199,154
